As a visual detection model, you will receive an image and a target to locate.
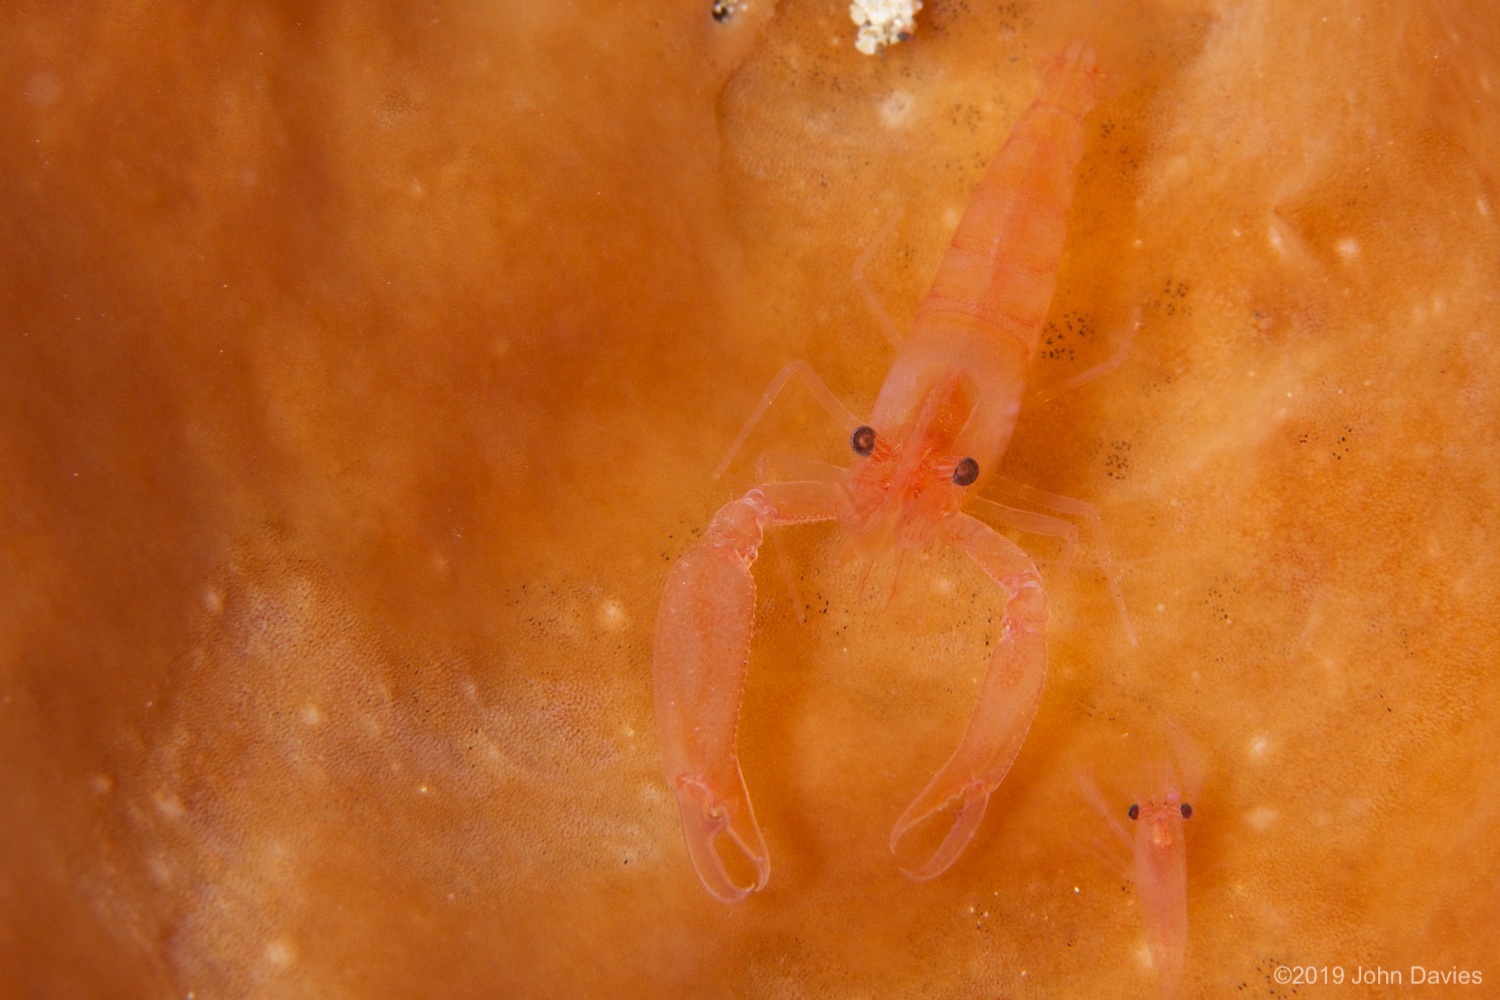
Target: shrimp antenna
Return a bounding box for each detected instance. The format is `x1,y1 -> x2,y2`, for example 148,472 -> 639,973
852,206 -> 906,351
712,361 -> 863,480
1025,309 -> 1139,408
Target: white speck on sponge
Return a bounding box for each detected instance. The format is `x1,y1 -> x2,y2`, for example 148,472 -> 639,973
850,0 -> 921,56
597,597 -> 629,631
264,938 -> 296,970
879,89 -> 916,127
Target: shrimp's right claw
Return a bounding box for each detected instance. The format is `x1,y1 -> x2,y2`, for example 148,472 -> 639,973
653,482 -> 842,903
672,776 -> 770,904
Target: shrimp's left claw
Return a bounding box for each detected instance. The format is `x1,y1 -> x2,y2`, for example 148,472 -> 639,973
889,778 -> 994,881
889,513 -> 1049,881
672,775 -> 770,904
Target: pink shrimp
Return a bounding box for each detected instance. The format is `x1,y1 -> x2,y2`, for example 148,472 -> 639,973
1078,726 -> 1205,999
654,42 -> 1113,902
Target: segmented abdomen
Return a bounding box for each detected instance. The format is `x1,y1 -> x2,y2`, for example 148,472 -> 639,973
911,44 -> 1099,362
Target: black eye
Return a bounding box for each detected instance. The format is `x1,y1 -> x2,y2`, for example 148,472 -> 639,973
851,425 -> 876,456
1180,803 -> 1192,819
1127,804 -> 1139,821
951,457 -> 979,486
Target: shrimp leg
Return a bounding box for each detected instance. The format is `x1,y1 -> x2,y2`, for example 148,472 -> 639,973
653,480 -> 841,902
984,475 -> 1136,645
967,494 -> 1081,574
890,513 -> 1048,880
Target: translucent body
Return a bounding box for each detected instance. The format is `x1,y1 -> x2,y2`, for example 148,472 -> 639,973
1079,728 -> 1205,999
1133,796 -> 1189,1000
653,43 -> 1103,903
1128,785 -> 1190,1000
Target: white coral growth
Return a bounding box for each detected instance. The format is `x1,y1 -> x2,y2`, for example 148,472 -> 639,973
850,0 -> 922,56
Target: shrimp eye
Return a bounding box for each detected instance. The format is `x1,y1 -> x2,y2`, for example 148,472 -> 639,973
1127,804 -> 1139,821
851,425 -> 876,456
1180,803 -> 1193,819
952,457 -> 979,486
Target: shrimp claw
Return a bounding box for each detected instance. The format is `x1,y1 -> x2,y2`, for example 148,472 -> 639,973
669,775 -> 769,904
889,514 -> 1049,880
890,779 -> 994,882
653,481 -> 840,902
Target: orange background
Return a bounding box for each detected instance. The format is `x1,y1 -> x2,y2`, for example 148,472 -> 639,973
4,1 -> 1497,997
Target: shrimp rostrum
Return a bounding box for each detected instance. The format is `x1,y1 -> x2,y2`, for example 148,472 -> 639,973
654,43 -> 1116,902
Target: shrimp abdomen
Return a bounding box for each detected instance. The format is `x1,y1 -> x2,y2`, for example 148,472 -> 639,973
910,43 -> 1100,362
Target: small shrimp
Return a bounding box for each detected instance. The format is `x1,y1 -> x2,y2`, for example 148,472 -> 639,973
1078,725 -> 1205,1000
654,42 -> 1118,902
